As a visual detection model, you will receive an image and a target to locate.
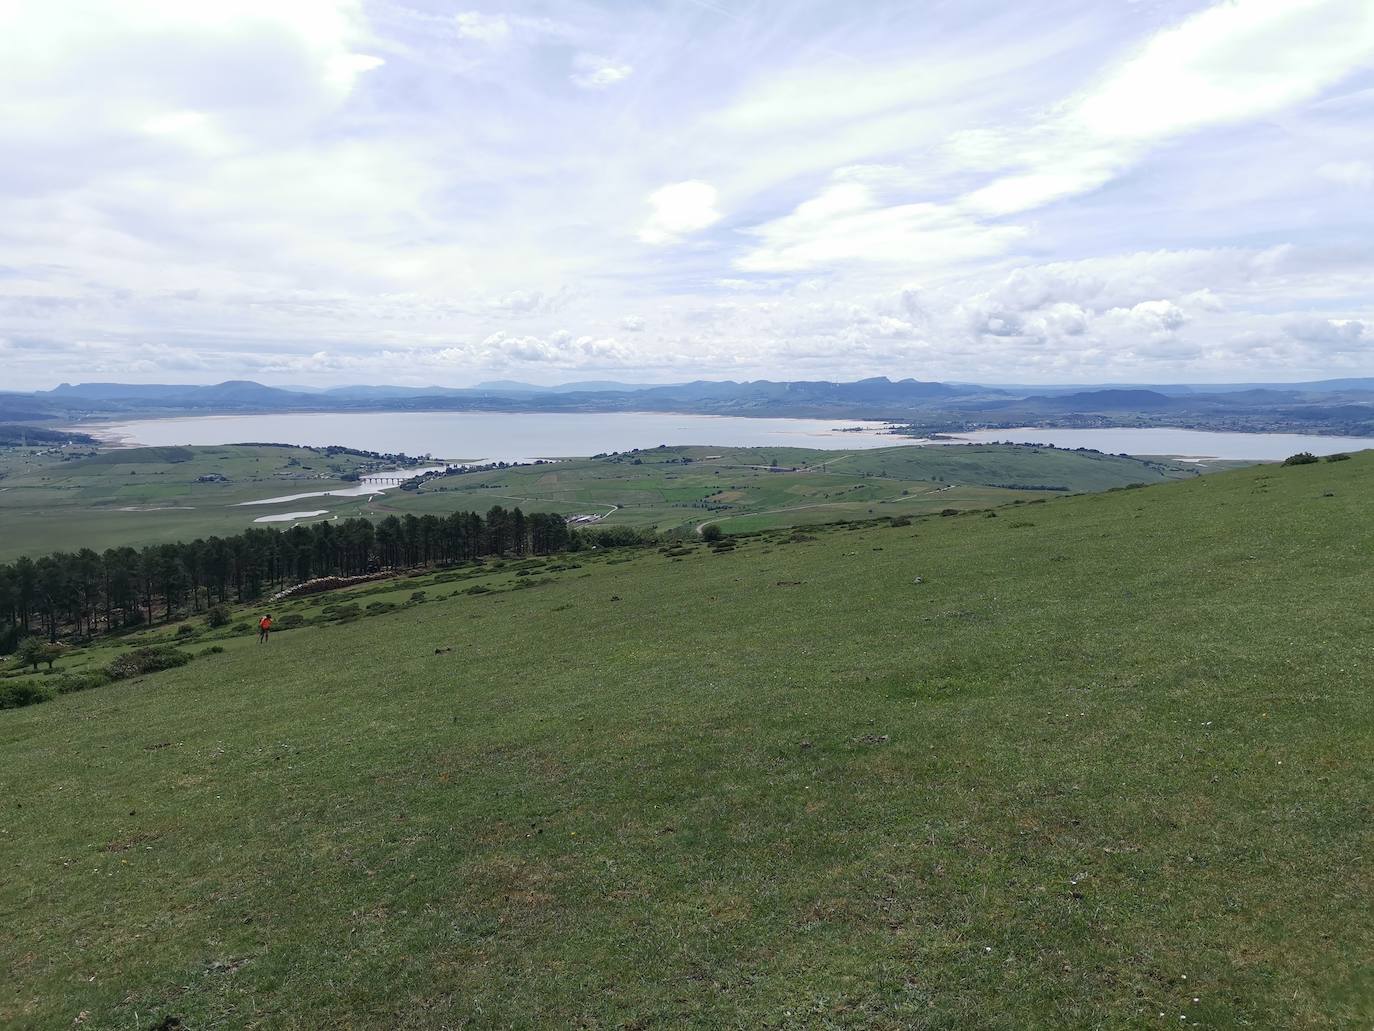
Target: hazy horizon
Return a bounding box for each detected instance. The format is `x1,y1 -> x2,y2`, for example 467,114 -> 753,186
2,1 -> 1372,390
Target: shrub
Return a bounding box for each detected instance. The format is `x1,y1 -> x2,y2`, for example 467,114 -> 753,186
409,591 -> 427,603
279,613 -> 305,629
321,602 -> 362,621
198,645 -> 225,656
54,671 -> 113,695
1282,452 -> 1319,466
206,604 -> 231,628
106,645 -> 193,681
231,622 -> 251,634
465,585 -> 492,595
1325,453 -> 1351,463
889,515 -> 912,527
365,601 -> 396,614
0,681 -> 52,709
700,524 -> 724,542
175,624 -> 197,638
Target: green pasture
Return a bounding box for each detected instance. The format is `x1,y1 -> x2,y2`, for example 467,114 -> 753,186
2,454 -> 1370,1027
0,441 -> 1198,560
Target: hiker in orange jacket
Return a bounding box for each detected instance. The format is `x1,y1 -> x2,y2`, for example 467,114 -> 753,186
258,614 -> 272,643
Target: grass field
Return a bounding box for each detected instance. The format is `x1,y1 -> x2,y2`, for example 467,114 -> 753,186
0,445 -> 387,560
2,452 -> 1369,1027
0,441 -> 1198,561
362,442 -> 1197,536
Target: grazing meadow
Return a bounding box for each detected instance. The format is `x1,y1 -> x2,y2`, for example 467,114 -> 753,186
2,452 -> 1369,1027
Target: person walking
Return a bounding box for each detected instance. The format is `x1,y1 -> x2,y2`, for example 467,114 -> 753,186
258,614 -> 272,644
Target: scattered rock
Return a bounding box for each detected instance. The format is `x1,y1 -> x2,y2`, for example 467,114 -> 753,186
775,580 -> 805,586
610,595 -> 621,601
433,646 -> 453,655
799,740 -> 812,750
911,577 -> 923,584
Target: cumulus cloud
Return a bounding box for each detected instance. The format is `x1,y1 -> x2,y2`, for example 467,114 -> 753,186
1284,316 -> 1366,345
639,181 -> 721,244
1111,300 -> 1188,333
620,315 -> 646,331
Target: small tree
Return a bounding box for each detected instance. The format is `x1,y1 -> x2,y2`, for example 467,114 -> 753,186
701,524 -> 724,542
15,638 -> 64,671
1282,452 -> 1319,466
206,604 -> 231,628
38,642 -> 65,670
15,637 -> 44,671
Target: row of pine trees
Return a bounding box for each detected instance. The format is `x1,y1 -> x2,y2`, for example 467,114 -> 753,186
0,506 -> 573,648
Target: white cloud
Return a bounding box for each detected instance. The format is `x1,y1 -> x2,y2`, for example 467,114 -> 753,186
1109,299 -> 1188,333
963,0 -> 1374,216
2,0 -> 1374,387
1317,160 -> 1374,189
571,53 -> 633,90
737,183 -> 1025,272
455,12 -> 511,45
639,180 -> 721,244
1284,316 -> 1365,345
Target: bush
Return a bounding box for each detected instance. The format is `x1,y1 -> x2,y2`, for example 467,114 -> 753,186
54,671 -> 113,695
175,624 -> 197,638
409,591 -> 427,603
279,613 -> 305,629
366,601 -> 396,614
1325,453 -> 1351,463
206,605 -> 231,628
700,524 -> 724,543
1282,452 -> 1319,466
106,645 -> 193,681
0,681 -> 52,709
574,525 -> 661,550
888,515 -> 912,527
321,602 -> 362,621
198,645 -> 226,656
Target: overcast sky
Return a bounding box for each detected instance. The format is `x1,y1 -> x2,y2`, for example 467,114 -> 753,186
2,0 -> 1373,389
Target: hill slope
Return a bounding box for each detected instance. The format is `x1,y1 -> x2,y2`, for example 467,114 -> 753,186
2,457 -> 1371,1027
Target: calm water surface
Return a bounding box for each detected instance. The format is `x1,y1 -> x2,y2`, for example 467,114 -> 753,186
91,411 -> 1374,462
95,411 -> 903,458
951,426 -> 1374,460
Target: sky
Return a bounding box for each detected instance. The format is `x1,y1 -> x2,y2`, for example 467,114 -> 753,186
1,0 -> 1373,390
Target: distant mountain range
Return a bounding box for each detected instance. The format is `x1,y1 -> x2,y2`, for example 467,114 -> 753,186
7,375 -> 1374,437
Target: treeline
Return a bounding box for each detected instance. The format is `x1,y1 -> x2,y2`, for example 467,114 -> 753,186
0,506 -> 594,650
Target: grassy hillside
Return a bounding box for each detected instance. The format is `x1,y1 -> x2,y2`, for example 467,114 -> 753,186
372,443 -> 1196,536
3,455 -> 1370,1027
0,441 -> 1196,560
